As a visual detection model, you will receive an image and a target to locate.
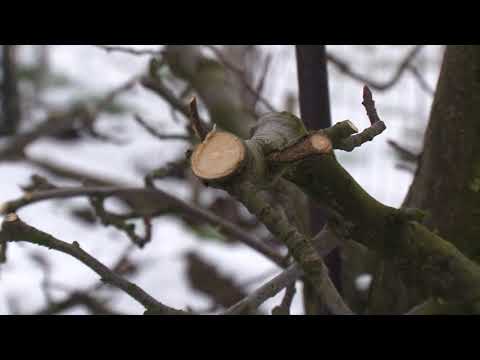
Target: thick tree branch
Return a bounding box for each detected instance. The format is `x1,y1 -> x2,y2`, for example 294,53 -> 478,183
191,126 -> 353,314
189,88 -> 480,307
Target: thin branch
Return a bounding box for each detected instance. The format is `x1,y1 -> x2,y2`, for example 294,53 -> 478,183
0,76 -> 139,161
204,45 -> 276,112
144,159 -> 187,188
362,85 -> 381,125
223,223 -> 347,315
33,243 -> 138,315
140,74 -> 211,131
331,86 -> 387,152
34,292 -> 124,315
89,196 -> 152,248
272,283 -> 296,315
0,214 -> 187,315
223,264 -> 301,315
408,64 -> 435,95
25,155 -> 119,187
94,45 -> 164,57
0,186 -> 287,268
134,114 -> 190,141
189,97 -> 208,141
388,140 -> 420,163
252,54 -> 272,110
327,45 -> 434,95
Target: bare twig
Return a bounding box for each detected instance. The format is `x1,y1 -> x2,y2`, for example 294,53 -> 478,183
327,45 -> 434,95
331,86 -> 387,152
144,159 -> 187,188
94,45 -> 164,57
223,264 -> 302,315
189,97 -> 208,141
204,45 -> 276,112
362,86 -> 381,125
0,76 -> 139,160
408,64 -> 435,95
223,225 -> 346,315
0,214 -> 187,315
89,196 -> 152,248
272,283 -> 296,315
0,186 -> 287,268
25,155 -> 118,187
141,74 -> 211,133
33,243 -> 138,315
252,54 -> 273,110
34,292 -> 124,315
134,114 -> 190,141
388,140 -> 420,163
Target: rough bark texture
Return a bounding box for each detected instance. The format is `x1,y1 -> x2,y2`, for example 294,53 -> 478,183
190,110 -> 480,313
256,112 -> 480,306
405,46 -> 480,259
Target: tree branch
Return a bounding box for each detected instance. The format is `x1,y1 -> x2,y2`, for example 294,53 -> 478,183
134,114 -> 190,141
224,225 -> 343,315
204,45 -> 276,113
0,186 -> 287,268
0,76 -> 139,160
327,45 -> 434,95
0,214 -> 187,315
1,45 -> 21,135
94,45 -> 164,57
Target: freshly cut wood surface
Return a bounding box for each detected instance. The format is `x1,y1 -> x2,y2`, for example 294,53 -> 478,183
310,133 -> 333,153
191,131 -> 246,181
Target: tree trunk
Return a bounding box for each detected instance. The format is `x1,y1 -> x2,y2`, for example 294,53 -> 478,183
1,45 -> 21,135
368,45 -> 480,313
405,46 -> 480,259
296,45 -> 343,314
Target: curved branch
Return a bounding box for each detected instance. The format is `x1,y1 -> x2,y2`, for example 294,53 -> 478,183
0,214 -> 187,315
327,45 -> 434,95
0,186 -> 287,268
224,226 -> 344,315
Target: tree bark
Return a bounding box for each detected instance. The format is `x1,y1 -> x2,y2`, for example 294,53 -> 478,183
1,45 -> 21,135
405,45 -> 480,259
296,45 -> 342,314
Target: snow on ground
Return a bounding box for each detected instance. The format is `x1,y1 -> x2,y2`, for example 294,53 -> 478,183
0,45 -> 443,315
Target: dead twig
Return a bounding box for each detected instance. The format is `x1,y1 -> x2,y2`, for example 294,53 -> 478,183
1,214 -> 188,315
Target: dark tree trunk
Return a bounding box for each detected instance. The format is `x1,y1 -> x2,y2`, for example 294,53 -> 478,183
370,46 -> 480,313
296,45 -> 341,314
1,45 -> 21,136
405,45 -> 480,259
